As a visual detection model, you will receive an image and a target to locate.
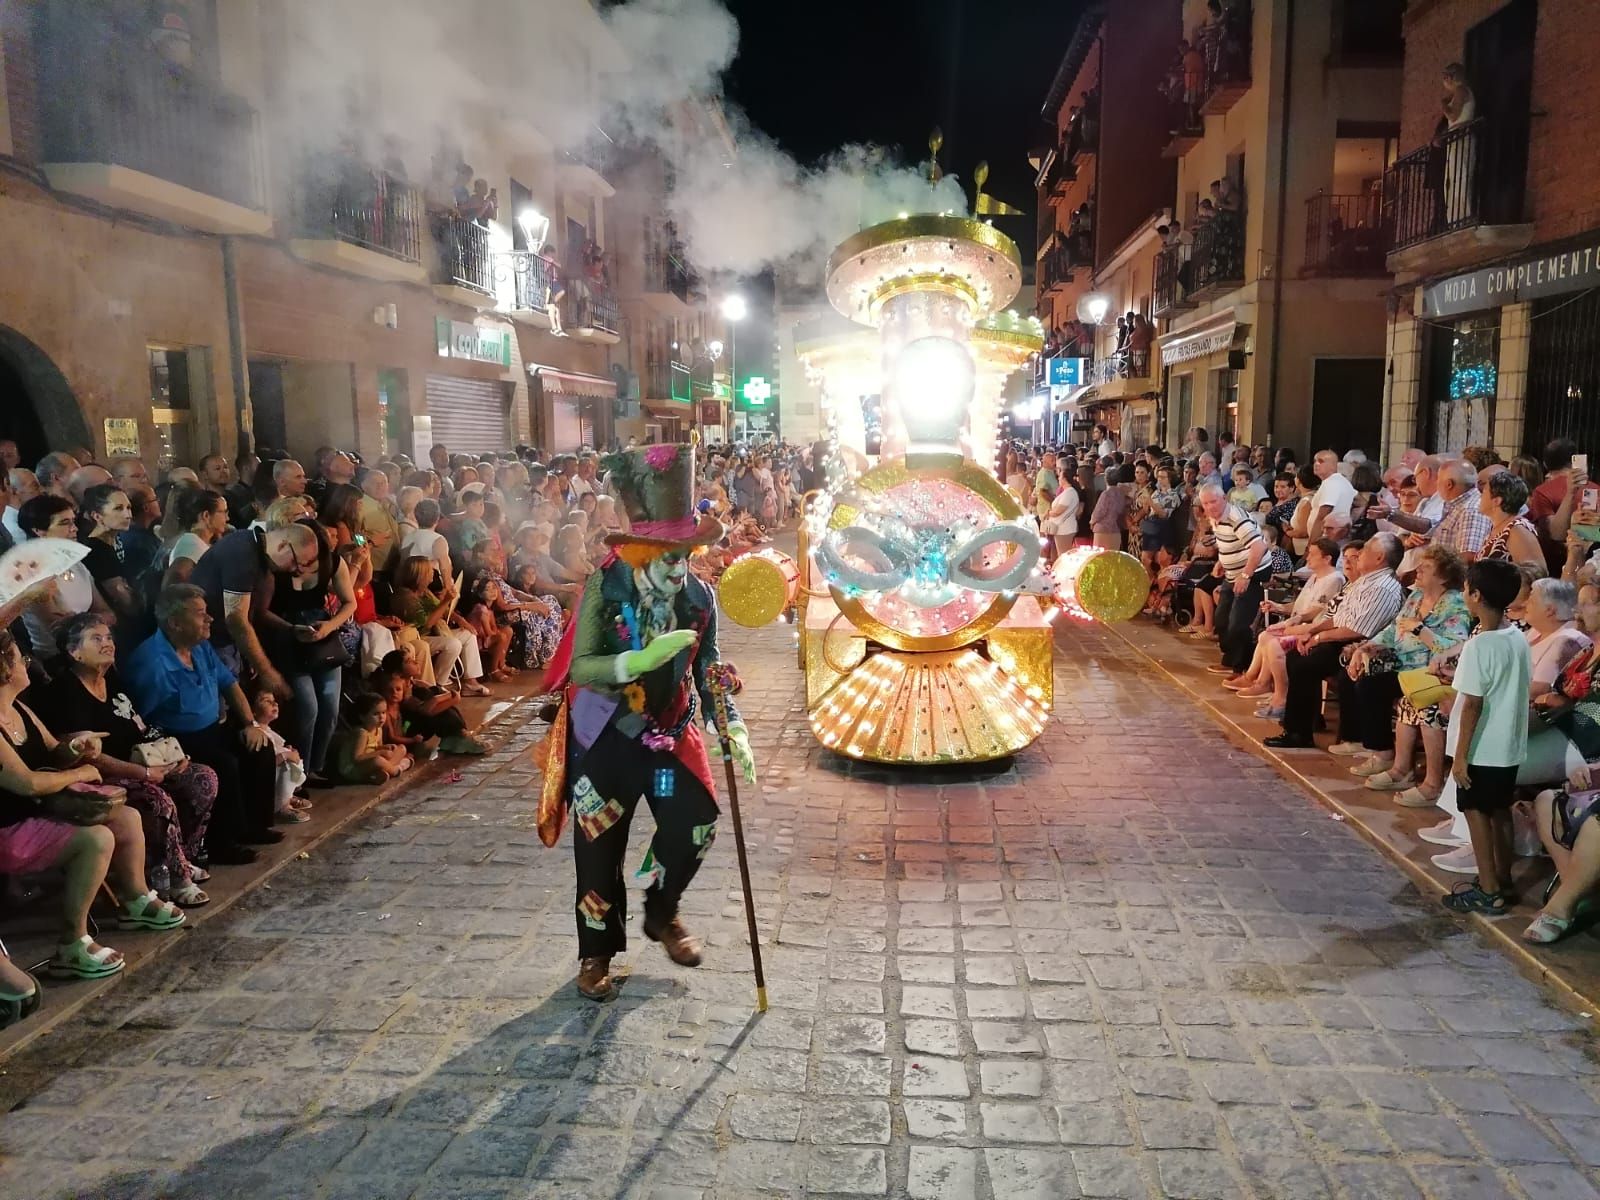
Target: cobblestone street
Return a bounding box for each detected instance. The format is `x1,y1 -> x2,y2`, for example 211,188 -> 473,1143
4,618 -> 1600,1200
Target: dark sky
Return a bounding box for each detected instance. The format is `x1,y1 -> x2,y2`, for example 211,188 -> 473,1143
722,0 -> 1084,242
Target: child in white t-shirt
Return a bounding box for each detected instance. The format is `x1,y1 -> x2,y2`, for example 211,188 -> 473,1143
251,687 -> 310,823
1442,558 -> 1532,915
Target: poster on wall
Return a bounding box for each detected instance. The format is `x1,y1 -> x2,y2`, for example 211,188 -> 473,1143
103,418 -> 140,458
412,413 -> 434,467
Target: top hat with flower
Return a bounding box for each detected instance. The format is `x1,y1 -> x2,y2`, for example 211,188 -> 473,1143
601,444 -> 722,560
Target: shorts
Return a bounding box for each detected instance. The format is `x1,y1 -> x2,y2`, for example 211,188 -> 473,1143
1449,759 -> 1519,813
0,817 -> 78,874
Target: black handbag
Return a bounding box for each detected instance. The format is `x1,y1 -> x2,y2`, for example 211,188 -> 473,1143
278,606 -> 351,673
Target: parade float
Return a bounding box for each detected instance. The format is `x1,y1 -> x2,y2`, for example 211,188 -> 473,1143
720,211 -> 1145,765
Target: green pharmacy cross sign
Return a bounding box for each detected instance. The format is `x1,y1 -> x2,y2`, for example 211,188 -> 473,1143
740,376 -> 772,409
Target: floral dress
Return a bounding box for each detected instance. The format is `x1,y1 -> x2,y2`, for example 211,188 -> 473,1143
1366,588 -> 1472,728
486,569 -> 563,670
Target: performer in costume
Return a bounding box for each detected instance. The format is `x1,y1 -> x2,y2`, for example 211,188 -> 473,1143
563,444 -> 756,1002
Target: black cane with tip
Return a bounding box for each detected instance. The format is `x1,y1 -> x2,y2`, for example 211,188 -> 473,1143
707,665 -> 768,1013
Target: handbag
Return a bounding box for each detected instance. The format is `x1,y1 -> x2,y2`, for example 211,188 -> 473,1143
131,737 -> 185,768
1398,668 -> 1454,709
51,782 -> 127,826
278,606 -> 352,673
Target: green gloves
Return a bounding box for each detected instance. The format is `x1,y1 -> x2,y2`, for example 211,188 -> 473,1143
709,722 -> 758,784
618,628 -> 699,681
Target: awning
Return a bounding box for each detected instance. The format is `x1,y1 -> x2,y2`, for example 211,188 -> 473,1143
530,366 -> 616,397
1160,312 -> 1251,366
1052,383 -> 1097,413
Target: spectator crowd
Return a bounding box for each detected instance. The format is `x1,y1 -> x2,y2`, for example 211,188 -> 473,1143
0,432 -> 815,1027
1009,427 -> 1600,944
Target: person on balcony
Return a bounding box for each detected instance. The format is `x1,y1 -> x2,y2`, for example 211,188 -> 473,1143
1180,38 -> 1205,128
1441,63 -> 1478,227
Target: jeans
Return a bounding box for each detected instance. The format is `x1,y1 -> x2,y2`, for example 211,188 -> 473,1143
289,666 -> 342,775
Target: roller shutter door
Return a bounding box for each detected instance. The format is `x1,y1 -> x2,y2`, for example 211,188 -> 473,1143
425,376 -> 508,456
551,398 -> 581,456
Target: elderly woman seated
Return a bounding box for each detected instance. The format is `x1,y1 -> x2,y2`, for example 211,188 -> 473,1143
0,628 -> 184,980
1338,545 -> 1472,804
1227,537 -> 1345,720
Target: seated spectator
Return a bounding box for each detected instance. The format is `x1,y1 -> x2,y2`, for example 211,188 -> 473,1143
19,494 -> 113,660
1344,545 -> 1471,805
511,524 -> 583,609
36,612 -> 223,905
372,668 -> 433,760
328,692 -> 410,784
338,541 -> 428,680
467,541 -> 563,674
1265,533 -> 1407,750
126,585 -> 280,864
0,628 -> 183,980
1229,536 -> 1344,718
256,494 -> 316,533
460,574 -> 515,682
0,946 -> 41,1031
390,556 -> 489,696
553,521 -> 596,580
162,487 -> 230,586
355,469 -> 403,575
594,495 -> 623,533
376,648 -> 486,754
402,498 -> 455,583
397,485 -> 424,540
1526,578 -> 1592,690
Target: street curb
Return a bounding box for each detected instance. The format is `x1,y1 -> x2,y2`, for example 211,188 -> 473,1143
1101,620 -> 1600,1021
0,698 -> 535,1064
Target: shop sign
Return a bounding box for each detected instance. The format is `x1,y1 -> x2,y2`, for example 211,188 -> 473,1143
103,417 -> 140,458
1048,356 -> 1087,387
1161,320 -> 1239,366
698,400 -> 722,426
435,317 -> 512,367
1421,234 -> 1600,319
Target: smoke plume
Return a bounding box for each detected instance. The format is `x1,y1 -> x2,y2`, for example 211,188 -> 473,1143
279,0 -> 966,280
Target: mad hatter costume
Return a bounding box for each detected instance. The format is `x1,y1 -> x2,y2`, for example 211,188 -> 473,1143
557,444 -> 755,1001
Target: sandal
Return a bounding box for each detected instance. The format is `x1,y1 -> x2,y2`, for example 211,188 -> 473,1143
1523,913 -> 1574,944
117,890 -> 186,931
0,972 -> 41,1028
171,882 -> 210,908
49,935 -> 125,979
1364,770 -> 1415,791
461,681 -> 491,697
188,866 -> 211,883
1395,785 -> 1442,808
1442,880 -> 1509,915
1349,756 -> 1395,778
275,807 -> 311,824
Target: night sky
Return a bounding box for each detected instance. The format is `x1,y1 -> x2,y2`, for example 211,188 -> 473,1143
723,0 -> 1084,239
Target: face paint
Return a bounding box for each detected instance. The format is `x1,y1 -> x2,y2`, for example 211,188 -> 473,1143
645,551 -> 689,595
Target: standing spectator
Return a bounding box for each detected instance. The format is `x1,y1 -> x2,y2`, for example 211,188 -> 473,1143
1196,484 -> 1269,684
36,452 -> 81,500
188,522 -> 320,698
161,488 -> 230,586
126,585 -> 279,863
120,484 -> 163,581
197,454 -> 231,493
225,453 -> 259,528
306,449 -> 356,508
77,484 -> 142,631
1042,469 -> 1081,559
1441,559 -> 1531,914
355,469 -> 403,575
110,456 -> 151,494
1089,465 -> 1130,551
4,469 -> 39,544
1306,449 -> 1356,540
1034,451 -> 1060,526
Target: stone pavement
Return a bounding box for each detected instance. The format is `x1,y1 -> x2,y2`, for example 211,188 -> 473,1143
3,621 -> 1600,1199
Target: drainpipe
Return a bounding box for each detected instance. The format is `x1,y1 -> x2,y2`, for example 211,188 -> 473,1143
1265,0 -> 1296,446
221,237 -> 252,457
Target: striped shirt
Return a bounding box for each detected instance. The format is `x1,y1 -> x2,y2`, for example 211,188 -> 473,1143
1212,504 -> 1265,580
1327,569 -> 1406,638
1431,491 -> 1493,558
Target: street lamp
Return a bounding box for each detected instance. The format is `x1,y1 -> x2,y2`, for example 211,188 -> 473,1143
721,295 -> 748,440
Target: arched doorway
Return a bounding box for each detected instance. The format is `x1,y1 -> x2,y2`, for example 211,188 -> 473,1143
0,327 -> 91,464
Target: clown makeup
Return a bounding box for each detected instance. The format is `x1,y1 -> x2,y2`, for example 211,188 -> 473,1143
644,551 -> 689,595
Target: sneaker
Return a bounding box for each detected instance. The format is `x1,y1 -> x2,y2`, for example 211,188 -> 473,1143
1419,818 -> 1466,847
1205,664 -> 1234,675
1442,879 -> 1509,915
1431,844 -> 1478,875
1327,741 -> 1366,756
1253,704 -> 1285,721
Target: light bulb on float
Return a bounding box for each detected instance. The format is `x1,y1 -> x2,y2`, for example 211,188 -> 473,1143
890,335 -> 975,455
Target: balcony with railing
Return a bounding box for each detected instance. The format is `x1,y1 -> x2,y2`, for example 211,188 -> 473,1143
642,249 -> 697,313
1152,242 -> 1195,318
645,359 -> 693,402
431,216 -> 496,309
290,165 -> 427,283
1190,214 -> 1246,300
1382,119 -> 1532,274
564,281 -> 623,345
1160,6 -> 1252,157
1095,346 -> 1153,399
502,250 -> 558,328
1303,192 -> 1386,277
35,5 -> 269,234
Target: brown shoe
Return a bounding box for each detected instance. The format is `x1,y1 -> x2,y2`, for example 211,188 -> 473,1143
643,916 -> 703,967
576,956 -> 616,1002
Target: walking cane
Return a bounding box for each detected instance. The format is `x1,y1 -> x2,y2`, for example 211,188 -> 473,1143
707,664 -> 768,1013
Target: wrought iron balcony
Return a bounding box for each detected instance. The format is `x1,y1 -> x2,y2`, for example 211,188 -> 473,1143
1099,349 -> 1151,384
505,250 -> 557,318
306,168 -> 423,264
1382,118 -> 1534,265
646,360 -> 693,402
1303,192 -> 1386,277
1152,243 -> 1195,317
34,4 -> 266,230
434,215 -> 493,297
564,283 -> 622,342
1190,216 -> 1246,298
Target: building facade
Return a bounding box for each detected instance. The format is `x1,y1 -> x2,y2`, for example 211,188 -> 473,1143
1152,0 -> 1403,460
0,0 -> 719,469
1380,0 -> 1597,462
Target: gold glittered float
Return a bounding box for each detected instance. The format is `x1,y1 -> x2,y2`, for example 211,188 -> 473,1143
720,196 -> 1067,765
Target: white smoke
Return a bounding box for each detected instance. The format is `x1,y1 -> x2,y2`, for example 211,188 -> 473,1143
277,0 -> 966,278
